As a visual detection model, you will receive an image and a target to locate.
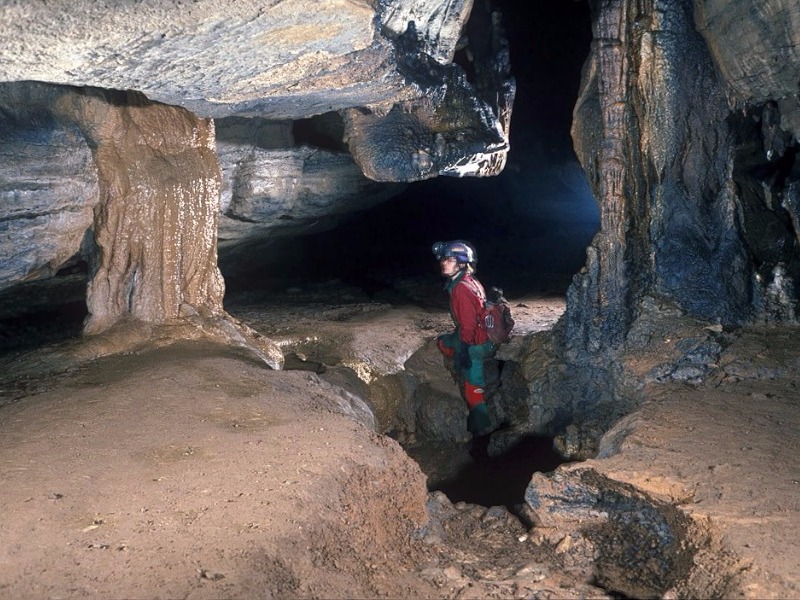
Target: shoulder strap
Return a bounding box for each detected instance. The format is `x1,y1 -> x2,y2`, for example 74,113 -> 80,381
458,274 -> 486,304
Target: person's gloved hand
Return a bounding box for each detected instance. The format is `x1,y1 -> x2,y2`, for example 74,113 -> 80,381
436,335 -> 455,358
457,343 -> 472,371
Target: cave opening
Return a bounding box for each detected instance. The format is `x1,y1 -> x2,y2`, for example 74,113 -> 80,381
408,434 -> 569,509
291,113 -> 348,153
0,268 -> 88,355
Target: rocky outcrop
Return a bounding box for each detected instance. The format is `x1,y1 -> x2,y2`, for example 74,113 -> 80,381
694,0 -> 800,135
0,0 -> 397,120
344,1 -> 514,181
523,321 -> 800,599
568,0 -> 799,354
0,0 -> 512,358
215,117 -> 406,246
517,0 -> 800,436
526,467 -> 698,598
0,0 -> 511,180
0,89 -> 98,286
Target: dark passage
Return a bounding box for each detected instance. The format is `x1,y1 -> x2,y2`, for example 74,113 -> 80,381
434,436 -> 566,507
0,274 -> 87,355
405,435 -> 568,509
222,0 -> 597,303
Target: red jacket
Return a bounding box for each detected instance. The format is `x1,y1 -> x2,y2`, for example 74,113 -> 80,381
448,272 -> 489,345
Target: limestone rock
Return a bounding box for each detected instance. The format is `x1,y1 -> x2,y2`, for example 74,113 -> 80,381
345,3 -> 514,181
694,0 -> 800,135
0,0 -> 513,161
380,0 -> 473,65
0,91 -> 98,288
0,0 -> 398,120
564,0 -> 800,372
60,90 -> 224,334
0,0 -> 513,337
217,138 -> 406,245
502,11 -> 800,559
525,465 -> 699,598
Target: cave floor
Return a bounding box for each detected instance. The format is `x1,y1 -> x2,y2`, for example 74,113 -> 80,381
0,281 -> 797,598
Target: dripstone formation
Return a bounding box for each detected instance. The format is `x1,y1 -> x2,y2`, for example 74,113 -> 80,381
519,0 -> 800,437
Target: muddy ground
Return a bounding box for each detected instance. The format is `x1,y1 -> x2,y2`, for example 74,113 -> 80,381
0,278 -> 798,599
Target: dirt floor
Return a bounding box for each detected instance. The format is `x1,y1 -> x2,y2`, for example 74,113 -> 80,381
0,281 -> 798,599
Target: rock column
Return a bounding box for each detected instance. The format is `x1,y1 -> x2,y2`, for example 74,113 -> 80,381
54,89 -> 225,335
567,0 -> 633,357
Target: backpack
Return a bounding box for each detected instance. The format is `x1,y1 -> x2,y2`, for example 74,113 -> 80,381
482,287 -> 515,345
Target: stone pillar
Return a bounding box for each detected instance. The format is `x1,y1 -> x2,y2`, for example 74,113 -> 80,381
566,0 -> 633,357
53,89 -> 225,335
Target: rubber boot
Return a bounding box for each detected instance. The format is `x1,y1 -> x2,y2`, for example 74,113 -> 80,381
464,383 -> 493,437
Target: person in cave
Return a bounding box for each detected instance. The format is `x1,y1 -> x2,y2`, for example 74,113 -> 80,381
432,240 -> 498,460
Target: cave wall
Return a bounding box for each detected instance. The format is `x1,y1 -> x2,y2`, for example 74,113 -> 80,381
567,0 -> 799,354
0,87 -> 98,286
516,0 -> 800,438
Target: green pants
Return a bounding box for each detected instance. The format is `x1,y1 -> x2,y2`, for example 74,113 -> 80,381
436,332 -> 496,435
436,332 -> 494,386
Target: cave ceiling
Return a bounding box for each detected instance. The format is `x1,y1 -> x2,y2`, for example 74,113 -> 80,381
0,0 -> 513,299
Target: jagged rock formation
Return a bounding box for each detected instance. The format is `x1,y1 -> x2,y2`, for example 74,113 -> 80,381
344,1 -> 514,181
506,7 -> 800,598
570,0 -> 799,350
515,0 -> 800,439
0,0 -> 513,358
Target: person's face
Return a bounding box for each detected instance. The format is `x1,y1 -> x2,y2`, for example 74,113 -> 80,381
439,256 -> 459,277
